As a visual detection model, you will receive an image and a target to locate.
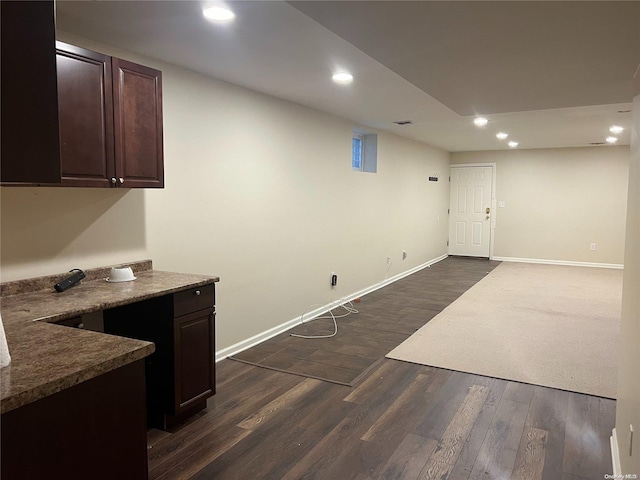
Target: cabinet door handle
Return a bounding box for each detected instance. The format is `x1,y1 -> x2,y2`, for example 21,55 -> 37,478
111,177 -> 117,184
119,177 -> 124,184
194,290 -> 201,296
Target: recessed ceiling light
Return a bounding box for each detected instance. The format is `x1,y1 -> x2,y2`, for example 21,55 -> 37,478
609,125 -> 624,134
473,117 -> 488,127
606,136 -> 618,144
508,141 -> 519,148
203,6 -> 235,22
496,132 -> 508,140
332,72 -> 353,85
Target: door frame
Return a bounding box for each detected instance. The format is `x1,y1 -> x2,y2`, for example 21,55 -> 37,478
449,163 -> 497,260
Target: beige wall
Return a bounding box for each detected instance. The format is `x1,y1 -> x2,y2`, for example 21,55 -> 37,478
451,147 -> 629,266
0,188 -> 148,280
0,32 -> 449,351
616,85 -> 640,474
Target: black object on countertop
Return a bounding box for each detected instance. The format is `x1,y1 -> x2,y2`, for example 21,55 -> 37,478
54,269 -> 86,292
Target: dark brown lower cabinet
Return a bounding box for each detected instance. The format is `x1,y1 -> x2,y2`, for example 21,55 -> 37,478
1,361 -> 148,480
104,284 -> 216,430
175,309 -> 216,412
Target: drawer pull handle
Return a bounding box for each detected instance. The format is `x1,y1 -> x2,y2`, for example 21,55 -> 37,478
194,290 -> 201,296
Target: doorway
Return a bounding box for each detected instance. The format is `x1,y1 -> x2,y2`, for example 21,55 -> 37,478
448,164 -> 495,258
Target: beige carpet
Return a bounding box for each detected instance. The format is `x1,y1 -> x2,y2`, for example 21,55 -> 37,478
386,262 -> 623,398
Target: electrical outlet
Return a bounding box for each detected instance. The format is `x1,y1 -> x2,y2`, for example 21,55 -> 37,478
590,243 -> 596,251
386,257 -> 391,265
402,251 -> 407,260
330,272 -> 337,287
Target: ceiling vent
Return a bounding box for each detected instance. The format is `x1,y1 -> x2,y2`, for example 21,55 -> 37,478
393,120 -> 413,126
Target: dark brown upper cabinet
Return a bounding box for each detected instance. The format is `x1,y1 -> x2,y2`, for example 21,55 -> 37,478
1,1 -> 61,184
57,42 -> 164,188
112,59 -> 165,188
57,43 -> 114,187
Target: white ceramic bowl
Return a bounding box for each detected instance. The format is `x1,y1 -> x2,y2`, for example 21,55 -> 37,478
107,266 -> 136,283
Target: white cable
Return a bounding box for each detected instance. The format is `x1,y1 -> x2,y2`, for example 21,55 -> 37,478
384,257 -> 393,280
290,298 -> 358,339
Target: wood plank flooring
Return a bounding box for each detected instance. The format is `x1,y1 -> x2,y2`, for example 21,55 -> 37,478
148,257 -> 616,479
230,257 -> 501,385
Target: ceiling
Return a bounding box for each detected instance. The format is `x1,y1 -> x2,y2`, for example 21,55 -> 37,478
55,0 -> 640,152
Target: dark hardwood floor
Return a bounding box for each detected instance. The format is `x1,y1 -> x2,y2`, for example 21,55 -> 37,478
147,257 -> 616,480
229,257 -> 501,386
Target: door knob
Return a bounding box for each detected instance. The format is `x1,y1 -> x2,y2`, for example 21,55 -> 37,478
111,177 -> 117,184
118,177 -> 124,184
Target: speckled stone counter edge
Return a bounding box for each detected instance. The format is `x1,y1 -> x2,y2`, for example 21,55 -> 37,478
0,259 -> 153,297
0,265 -> 220,414
1,340 -> 155,414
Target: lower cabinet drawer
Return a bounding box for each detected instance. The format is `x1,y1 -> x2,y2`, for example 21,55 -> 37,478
173,284 -> 215,317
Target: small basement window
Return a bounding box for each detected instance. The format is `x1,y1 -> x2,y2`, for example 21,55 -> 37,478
352,135 -> 363,170
352,130 -> 377,173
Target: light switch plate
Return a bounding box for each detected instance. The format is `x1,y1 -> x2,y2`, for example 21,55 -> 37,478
498,201 -> 506,208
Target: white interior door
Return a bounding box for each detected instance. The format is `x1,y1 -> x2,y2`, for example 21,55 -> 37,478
449,166 -> 493,257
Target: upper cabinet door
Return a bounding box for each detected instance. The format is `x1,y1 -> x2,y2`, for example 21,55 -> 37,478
56,42 -> 115,187
112,59 -> 164,188
0,1 -> 61,184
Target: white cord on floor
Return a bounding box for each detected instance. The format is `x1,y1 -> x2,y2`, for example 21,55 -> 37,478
290,298 -> 359,339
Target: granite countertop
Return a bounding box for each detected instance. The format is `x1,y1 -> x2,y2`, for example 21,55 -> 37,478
0,263 -> 219,414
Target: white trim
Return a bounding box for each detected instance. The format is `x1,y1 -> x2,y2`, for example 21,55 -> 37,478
215,253 -> 449,362
449,163 -> 497,260
450,163 -> 496,169
492,256 -> 624,269
611,428 -> 622,476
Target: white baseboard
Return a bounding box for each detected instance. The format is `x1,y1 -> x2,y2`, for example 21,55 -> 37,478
215,315 -> 302,362
611,428 -> 622,476
492,256 -> 623,269
215,253 -> 449,362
